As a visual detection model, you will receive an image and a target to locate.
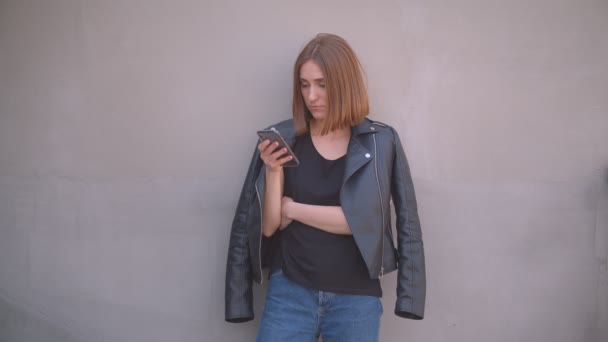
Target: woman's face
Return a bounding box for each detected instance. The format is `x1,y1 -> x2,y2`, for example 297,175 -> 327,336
299,60 -> 327,121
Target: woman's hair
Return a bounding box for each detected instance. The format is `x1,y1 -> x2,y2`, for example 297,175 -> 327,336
292,33 -> 369,135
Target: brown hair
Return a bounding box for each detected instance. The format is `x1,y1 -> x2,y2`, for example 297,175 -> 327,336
292,33 -> 369,135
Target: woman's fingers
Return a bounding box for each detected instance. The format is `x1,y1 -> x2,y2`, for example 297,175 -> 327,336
257,139 -> 274,153
276,154 -> 293,165
270,146 -> 288,159
269,148 -> 292,167
258,140 -> 293,169
259,141 -> 280,158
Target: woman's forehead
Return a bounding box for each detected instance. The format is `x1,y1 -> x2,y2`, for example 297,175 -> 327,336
300,60 -> 324,80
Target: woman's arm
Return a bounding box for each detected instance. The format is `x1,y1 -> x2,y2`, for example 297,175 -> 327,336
259,140 -> 293,237
281,197 -> 351,235
262,169 -> 283,237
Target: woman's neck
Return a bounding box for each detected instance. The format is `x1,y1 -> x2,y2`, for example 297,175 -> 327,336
309,120 -> 350,138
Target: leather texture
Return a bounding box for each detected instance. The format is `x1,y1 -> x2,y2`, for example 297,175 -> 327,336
225,118 -> 426,322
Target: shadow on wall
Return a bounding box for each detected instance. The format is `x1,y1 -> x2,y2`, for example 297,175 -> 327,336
0,293 -> 80,342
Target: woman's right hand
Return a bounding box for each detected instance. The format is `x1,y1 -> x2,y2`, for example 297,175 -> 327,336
258,140 -> 293,172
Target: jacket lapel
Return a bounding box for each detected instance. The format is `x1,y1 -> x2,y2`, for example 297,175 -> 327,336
343,125 -> 373,186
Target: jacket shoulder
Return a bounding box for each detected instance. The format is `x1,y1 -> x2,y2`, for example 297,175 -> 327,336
366,117 -> 397,140
366,117 -> 393,130
368,118 -> 390,128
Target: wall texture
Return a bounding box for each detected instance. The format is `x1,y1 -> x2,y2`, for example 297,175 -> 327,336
1,0 -> 607,341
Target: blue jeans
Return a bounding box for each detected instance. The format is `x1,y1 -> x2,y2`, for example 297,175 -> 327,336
256,270 -> 382,342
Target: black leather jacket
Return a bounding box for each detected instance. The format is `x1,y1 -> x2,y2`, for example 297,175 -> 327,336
225,117 -> 426,322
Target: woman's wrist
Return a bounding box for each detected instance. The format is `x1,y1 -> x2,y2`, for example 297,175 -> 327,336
265,167 -> 282,178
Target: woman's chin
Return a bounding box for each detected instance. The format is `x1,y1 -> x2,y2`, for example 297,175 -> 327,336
310,112 -> 326,121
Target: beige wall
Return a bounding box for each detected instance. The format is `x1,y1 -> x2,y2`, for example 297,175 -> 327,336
0,0 -> 607,341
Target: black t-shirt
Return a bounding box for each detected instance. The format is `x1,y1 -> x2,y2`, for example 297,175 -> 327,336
272,133 -> 381,297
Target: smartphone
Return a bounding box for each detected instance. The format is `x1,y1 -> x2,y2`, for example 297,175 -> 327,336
256,127 -> 300,167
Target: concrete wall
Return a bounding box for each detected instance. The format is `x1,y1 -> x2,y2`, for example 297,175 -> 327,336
1,0 -> 607,341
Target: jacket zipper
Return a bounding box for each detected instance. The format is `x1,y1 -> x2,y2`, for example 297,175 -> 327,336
373,134 -> 385,278
254,182 -> 263,285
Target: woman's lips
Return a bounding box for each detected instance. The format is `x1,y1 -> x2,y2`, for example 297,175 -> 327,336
309,106 -> 324,111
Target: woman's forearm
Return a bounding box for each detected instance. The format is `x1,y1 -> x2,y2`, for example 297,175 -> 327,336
262,169 -> 283,237
287,202 -> 351,235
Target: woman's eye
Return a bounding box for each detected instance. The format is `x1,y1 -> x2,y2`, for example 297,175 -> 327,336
319,84 -> 326,88
301,84 -> 309,88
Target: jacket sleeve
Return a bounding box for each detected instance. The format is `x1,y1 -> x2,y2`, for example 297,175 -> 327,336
225,145 -> 261,323
390,127 -> 426,320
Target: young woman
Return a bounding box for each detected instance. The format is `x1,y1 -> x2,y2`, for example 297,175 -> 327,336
225,33 -> 426,341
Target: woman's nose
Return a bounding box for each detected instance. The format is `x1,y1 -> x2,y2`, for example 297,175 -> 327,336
308,86 -> 318,101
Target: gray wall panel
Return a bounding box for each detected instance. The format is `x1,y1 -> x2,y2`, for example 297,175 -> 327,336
1,0 -> 606,341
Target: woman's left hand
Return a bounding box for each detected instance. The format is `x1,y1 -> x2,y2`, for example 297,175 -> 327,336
279,196 -> 294,230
